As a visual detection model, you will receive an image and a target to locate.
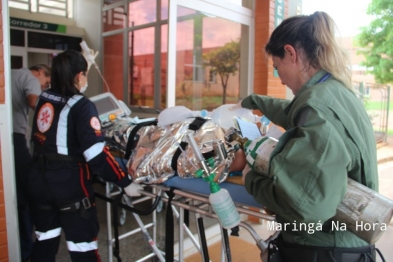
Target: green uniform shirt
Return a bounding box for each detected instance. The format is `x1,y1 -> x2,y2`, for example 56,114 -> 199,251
242,70 -> 378,247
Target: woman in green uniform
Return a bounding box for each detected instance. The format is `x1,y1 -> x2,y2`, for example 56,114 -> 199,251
238,11 -> 380,262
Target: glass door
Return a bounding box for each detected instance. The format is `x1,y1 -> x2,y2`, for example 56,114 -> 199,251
167,0 -> 254,109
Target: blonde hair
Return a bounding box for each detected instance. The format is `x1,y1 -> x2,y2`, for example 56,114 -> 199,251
265,11 -> 352,89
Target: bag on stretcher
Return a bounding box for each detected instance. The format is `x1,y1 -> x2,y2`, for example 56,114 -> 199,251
105,117 -> 235,184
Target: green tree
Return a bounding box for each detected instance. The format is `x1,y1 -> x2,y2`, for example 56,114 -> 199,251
356,0 -> 393,84
203,41 -> 240,104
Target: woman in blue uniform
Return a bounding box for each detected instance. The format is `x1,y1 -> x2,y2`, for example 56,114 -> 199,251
27,50 -> 142,262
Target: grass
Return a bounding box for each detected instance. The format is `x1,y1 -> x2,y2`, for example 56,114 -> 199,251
363,101 -> 393,135
364,101 -> 393,111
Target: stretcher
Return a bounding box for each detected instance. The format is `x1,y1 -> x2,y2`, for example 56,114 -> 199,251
89,93 -> 277,261
98,176 -> 276,262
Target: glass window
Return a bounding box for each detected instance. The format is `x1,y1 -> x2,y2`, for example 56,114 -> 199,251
9,0 -> 72,17
38,7 -> 66,17
28,31 -> 82,50
11,56 -> 23,69
128,27 -> 155,107
128,0 -> 156,27
101,0 -> 252,112
160,24 -> 168,109
175,8 -> 244,110
161,0 -> 169,20
9,1 -> 29,11
178,6 -> 197,17
103,34 -> 124,100
10,29 -> 25,47
103,6 -> 126,32
38,0 -> 67,17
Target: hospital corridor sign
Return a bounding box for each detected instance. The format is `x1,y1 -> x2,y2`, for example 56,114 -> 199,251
274,0 -> 285,77
10,17 -> 67,33
275,0 -> 285,27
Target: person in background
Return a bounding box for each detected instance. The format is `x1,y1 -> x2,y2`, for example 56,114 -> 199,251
12,63 -> 51,262
235,11 -> 380,261
27,50 -> 143,262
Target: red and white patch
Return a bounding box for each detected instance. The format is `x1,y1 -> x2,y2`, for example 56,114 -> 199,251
37,103 -> 54,133
90,117 -> 101,131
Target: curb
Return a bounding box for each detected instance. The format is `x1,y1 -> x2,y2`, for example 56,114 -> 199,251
378,156 -> 393,165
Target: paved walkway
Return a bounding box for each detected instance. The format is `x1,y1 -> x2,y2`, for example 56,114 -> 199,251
376,136 -> 393,200
377,136 -> 393,163
375,136 -> 393,261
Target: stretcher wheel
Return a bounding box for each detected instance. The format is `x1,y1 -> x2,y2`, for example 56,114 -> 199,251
119,208 -> 126,226
119,198 -> 127,226
156,200 -> 164,213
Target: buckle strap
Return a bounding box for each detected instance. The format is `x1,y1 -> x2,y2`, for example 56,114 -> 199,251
188,117 -> 207,131
60,196 -> 95,213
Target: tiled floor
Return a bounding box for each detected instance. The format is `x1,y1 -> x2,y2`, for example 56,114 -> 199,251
373,161 -> 393,262
53,137 -> 393,262
55,184 -> 217,262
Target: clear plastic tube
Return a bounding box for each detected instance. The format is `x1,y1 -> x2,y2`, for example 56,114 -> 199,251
94,64 -> 111,93
80,40 -> 110,93
186,133 -> 204,163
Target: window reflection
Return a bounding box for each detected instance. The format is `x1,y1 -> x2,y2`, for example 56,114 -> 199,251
101,1 -> 251,112
128,0 -> 156,27
9,0 -> 73,17
127,24 -> 167,109
103,34 -> 124,100
175,9 -> 244,110
178,6 -> 197,17
128,27 -> 155,107
103,6 -> 126,32
161,0 -> 168,20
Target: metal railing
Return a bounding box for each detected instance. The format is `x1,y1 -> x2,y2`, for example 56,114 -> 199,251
354,82 -> 391,144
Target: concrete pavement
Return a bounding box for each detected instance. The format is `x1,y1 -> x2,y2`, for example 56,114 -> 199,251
375,136 -> 393,261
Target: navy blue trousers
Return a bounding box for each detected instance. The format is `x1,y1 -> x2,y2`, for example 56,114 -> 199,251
13,133 -> 34,261
27,158 -> 100,262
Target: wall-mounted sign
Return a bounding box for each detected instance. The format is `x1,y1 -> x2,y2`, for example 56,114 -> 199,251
275,0 -> 285,27
274,0 -> 285,77
10,17 -> 66,33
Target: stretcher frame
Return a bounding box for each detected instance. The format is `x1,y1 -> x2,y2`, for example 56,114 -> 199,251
90,93 -> 277,260
101,180 -> 277,262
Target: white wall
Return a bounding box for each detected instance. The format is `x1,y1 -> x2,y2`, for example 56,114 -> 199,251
73,0 -> 103,98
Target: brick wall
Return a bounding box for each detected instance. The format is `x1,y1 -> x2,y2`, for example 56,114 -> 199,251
0,0 -> 9,261
254,0 -> 288,99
